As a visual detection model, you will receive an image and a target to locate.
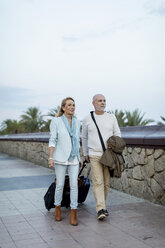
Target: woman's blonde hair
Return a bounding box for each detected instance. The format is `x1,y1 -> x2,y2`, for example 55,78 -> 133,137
56,97 -> 75,117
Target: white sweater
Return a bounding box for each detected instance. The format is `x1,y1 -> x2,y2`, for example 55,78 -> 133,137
82,112 -> 121,156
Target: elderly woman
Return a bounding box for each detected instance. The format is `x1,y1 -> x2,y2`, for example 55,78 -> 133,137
48,97 -> 80,226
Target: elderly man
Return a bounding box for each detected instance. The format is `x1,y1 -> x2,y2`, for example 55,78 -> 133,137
82,94 -> 121,220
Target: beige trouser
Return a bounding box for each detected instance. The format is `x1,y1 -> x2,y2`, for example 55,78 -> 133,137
89,156 -> 110,213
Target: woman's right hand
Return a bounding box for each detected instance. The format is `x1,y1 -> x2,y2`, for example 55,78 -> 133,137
48,158 -> 55,168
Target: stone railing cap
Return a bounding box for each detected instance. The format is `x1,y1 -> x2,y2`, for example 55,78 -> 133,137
0,125 -> 165,148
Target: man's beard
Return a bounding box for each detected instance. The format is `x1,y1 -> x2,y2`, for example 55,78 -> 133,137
95,106 -> 105,112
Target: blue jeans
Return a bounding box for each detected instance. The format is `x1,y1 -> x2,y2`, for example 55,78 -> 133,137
54,163 -> 79,209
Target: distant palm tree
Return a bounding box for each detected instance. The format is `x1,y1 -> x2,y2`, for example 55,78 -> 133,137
157,116 -> 165,125
108,108 -> 154,127
0,119 -> 25,134
125,109 -> 154,126
40,106 -> 60,132
110,109 -> 127,127
40,119 -> 51,132
20,107 -> 44,132
47,106 -> 60,117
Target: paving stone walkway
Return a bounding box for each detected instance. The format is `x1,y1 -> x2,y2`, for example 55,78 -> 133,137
0,153 -> 165,248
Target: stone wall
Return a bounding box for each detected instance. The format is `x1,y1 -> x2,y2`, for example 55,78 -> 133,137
111,147 -> 165,206
0,141 -> 49,167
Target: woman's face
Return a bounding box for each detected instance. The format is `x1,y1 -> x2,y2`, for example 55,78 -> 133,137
63,99 -> 75,116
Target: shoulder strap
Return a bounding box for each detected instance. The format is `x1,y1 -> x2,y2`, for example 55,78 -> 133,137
90,111 -> 106,152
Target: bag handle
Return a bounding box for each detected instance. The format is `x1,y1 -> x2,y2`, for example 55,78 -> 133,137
90,111 -> 106,152
78,160 -> 88,177
78,160 -> 91,185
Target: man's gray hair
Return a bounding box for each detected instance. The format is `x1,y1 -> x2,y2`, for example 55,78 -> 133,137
92,94 -> 105,101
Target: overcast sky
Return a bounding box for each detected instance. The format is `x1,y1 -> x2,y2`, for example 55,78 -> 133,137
0,0 -> 165,125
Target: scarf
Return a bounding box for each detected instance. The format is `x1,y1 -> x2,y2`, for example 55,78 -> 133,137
61,114 -> 79,161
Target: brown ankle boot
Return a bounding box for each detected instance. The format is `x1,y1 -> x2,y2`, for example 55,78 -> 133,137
55,206 -> 62,221
70,209 -> 78,226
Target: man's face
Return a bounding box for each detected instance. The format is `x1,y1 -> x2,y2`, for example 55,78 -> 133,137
93,95 -> 106,112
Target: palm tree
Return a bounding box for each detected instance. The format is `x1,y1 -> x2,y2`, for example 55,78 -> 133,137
47,106 -> 60,117
157,116 -> 165,125
40,120 -> 51,132
40,106 -> 60,132
0,119 -> 25,134
125,109 -> 154,126
20,107 -> 44,132
110,109 -> 127,127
